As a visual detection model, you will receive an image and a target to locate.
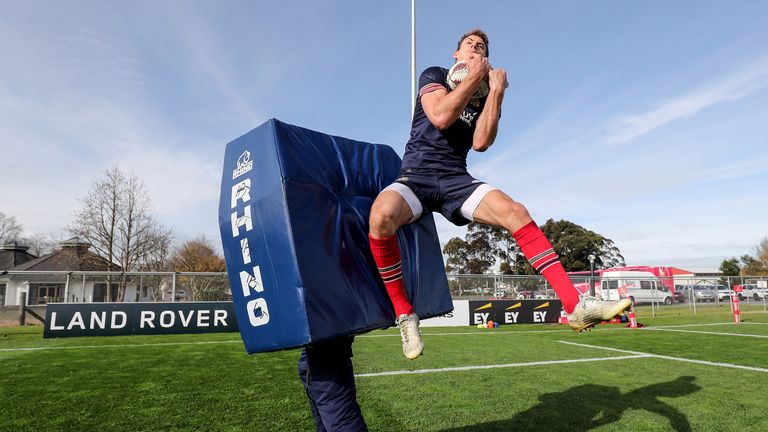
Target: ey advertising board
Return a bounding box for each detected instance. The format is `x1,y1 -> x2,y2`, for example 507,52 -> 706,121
468,300 -> 562,325
421,299 -> 563,326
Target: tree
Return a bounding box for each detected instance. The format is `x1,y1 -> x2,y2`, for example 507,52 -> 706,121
463,223 -> 496,274
719,258 -> 741,276
540,219 -> 625,272
465,223 -> 523,274
443,237 -> 469,274
170,237 -> 229,301
444,219 -> 625,275
719,257 -> 742,286
599,241 -> 626,269
755,236 -> 768,268
69,165 -> 173,300
0,212 -> 23,243
741,254 -> 767,276
443,223 -> 496,274
20,233 -> 60,257
741,255 -> 768,276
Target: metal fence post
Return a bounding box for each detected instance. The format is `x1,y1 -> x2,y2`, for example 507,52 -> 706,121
18,292 -> 27,325
761,276 -> 768,312
64,272 -> 70,303
172,272 -> 177,302
763,283 -> 767,312
691,287 -> 697,314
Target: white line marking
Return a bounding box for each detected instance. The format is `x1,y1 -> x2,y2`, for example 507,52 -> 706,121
0,329 -> 577,351
651,323 -> 739,328
641,328 -> 768,338
649,322 -> 768,329
358,329 -> 574,338
0,340 -> 242,352
359,321 -> 768,338
2,321 -> 765,351
557,341 -> 768,373
355,355 -> 649,377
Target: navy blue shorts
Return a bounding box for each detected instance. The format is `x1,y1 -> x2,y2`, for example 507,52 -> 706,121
384,169 -> 498,226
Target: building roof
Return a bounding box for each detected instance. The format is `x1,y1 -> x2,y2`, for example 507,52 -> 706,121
667,267 -> 695,276
0,241 -> 38,270
7,237 -> 119,272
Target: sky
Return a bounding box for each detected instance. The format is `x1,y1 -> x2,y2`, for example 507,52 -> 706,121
1,0 -> 767,272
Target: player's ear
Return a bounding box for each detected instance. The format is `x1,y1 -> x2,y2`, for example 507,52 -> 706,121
452,50 -> 460,60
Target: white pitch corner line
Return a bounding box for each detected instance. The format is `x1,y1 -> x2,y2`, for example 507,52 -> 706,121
357,322 -> 768,339
355,354 -> 649,378
649,322 -> 768,329
557,340 -> 768,373
641,328 -> 768,338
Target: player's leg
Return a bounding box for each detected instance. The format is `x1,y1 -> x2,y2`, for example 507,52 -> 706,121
298,349 -> 328,432
470,190 -> 631,332
299,337 -> 368,432
470,190 -> 581,311
369,187 -> 417,317
369,184 -> 425,359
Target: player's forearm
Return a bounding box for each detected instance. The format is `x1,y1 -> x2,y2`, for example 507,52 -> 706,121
473,89 -> 503,152
430,74 -> 485,130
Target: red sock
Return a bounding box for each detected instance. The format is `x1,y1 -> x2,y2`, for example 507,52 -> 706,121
513,221 -> 581,314
368,234 -> 413,317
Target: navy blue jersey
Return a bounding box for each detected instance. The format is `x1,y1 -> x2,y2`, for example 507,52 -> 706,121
401,66 -> 487,173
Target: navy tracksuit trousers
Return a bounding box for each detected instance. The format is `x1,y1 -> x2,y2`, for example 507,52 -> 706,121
298,336 -> 368,432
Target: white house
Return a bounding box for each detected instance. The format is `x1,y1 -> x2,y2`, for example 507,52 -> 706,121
0,238 -> 147,306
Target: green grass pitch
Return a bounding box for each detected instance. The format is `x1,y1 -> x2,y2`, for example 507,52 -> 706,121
1,308 -> 767,431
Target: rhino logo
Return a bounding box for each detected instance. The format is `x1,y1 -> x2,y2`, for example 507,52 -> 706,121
232,150 -> 253,179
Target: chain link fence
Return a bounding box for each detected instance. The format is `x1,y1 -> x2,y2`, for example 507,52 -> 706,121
2,270 -> 766,318
1,271 -> 230,305
448,273 -> 768,317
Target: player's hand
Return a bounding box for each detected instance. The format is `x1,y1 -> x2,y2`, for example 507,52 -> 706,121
466,55 -> 491,80
488,68 -> 508,92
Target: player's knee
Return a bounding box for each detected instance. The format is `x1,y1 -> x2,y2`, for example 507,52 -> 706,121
503,201 -> 532,230
369,210 -> 398,238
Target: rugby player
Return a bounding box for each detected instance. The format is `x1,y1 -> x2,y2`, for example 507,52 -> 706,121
368,29 -> 632,359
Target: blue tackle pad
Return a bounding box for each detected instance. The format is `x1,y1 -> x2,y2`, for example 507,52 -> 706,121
219,119 -> 451,353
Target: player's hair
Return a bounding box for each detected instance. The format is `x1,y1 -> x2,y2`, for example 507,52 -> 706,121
457,29 -> 489,57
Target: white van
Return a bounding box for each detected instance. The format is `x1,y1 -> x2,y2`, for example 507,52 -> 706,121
599,270 -> 673,305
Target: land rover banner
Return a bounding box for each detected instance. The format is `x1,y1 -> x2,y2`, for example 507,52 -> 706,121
44,302 -> 238,338
468,300 -> 562,325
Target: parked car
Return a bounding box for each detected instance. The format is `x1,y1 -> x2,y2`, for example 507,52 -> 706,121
742,284 -> 768,300
516,290 -> 534,299
515,290 -> 555,300
679,285 -> 716,302
600,270 -> 673,305
673,288 -> 685,303
716,285 -> 737,301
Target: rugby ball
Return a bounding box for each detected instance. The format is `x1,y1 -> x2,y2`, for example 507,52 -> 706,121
446,60 -> 489,99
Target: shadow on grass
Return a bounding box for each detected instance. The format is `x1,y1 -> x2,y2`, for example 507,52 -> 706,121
440,376 -> 700,432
